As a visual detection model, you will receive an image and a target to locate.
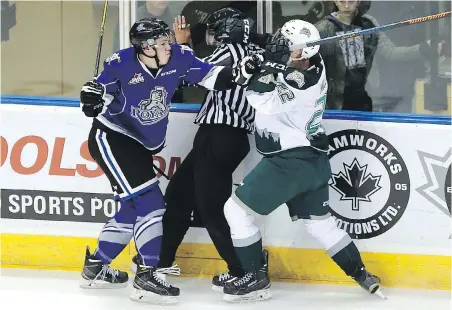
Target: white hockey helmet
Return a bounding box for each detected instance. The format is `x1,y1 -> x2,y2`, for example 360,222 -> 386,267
280,19 -> 320,60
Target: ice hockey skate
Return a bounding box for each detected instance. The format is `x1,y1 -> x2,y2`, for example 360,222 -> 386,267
212,272 -> 239,292
80,247 -> 129,289
130,263 -> 181,304
353,268 -> 387,300
214,249 -> 269,292
223,249 -> 271,302
130,252 -> 181,285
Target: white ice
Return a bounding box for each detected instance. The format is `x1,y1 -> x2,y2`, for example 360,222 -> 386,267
0,269 -> 450,310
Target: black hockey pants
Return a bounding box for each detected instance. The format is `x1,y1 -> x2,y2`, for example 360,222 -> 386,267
158,124 -> 250,277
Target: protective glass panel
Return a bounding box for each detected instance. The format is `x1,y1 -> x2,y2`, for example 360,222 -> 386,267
273,1 -> 451,114
1,1 -> 120,98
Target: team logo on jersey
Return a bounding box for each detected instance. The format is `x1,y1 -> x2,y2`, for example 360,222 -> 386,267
258,73 -> 275,84
416,148 -> 451,218
105,52 -> 121,65
128,73 -> 145,85
328,129 -> 410,239
286,70 -> 305,88
131,86 -> 169,125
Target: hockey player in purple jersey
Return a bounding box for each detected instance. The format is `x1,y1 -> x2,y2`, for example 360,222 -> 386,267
78,17 -> 261,304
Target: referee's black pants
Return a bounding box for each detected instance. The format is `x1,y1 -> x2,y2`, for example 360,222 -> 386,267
158,124 -> 250,277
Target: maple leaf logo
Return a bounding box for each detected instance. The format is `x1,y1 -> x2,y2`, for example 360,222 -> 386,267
330,158 -> 382,211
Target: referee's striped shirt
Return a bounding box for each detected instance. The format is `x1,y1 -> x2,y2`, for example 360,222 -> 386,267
195,43 -> 263,133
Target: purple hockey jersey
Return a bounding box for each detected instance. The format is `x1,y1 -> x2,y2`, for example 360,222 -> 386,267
95,44 -> 216,150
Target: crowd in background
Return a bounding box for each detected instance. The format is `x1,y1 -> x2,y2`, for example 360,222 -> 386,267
1,0 -> 451,114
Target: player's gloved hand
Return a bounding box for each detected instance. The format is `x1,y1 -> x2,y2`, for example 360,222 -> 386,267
80,80 -> 105,117
261,35 -> 290,73
213,18 -> 252,45
233,54 -> 264,86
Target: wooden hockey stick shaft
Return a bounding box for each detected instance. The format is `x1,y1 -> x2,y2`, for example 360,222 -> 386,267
93,0 -> 109,78
295,10 -> 452,49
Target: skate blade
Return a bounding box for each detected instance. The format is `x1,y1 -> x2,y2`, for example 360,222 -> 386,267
374,289 -> 387,300
130,288 -> 179,305
223,288 -> 272,303
368,282 -> 387,300
79,278 -> 128,289
212,285 -> 224,292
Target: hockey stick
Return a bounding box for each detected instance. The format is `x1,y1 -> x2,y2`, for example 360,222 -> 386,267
262,10 -> 452,72
152,163 -> 171,180
295,10 -> 452,49
262,10 -> 451,73
93,0 -> 109,78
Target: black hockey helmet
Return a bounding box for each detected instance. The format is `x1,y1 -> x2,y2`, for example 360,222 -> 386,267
205,8 -> 244,45
129,18 -> 170,65
206,7 -> 244,31
130,18 -> 170,50
155,18 -> 174,41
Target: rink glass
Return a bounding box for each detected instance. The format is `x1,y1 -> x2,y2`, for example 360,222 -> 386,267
1,0 -> 450,115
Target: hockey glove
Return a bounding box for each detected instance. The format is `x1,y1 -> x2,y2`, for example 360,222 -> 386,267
261,34 -> 290,73
233,54 -> 264,86
80,80 -> 105,117
213,18 -> 253,45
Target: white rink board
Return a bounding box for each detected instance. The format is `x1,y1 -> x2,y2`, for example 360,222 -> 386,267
0,105 -> 450,256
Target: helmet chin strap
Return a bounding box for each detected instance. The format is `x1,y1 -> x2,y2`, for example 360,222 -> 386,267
141,46 -> 161,67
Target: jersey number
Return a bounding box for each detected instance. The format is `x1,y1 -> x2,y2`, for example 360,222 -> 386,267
276,83 -> 295,104
306,95 -> 326,134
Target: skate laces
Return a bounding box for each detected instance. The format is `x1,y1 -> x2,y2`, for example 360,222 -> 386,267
152,268 -> 175,288
157,265 -> 181,276
219,272 -> 232,281
234,272 -> 253,286
152,265 -> 180,288
95,265 -> 119,282
153,271 -> 170,287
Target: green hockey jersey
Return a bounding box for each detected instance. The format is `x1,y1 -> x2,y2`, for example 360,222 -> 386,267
246,56 -> 329,155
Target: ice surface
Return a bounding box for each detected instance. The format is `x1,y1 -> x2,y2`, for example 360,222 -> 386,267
0,268 -> 450,310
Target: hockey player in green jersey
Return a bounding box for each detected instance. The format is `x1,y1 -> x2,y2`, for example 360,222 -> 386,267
221,19 -> 385,302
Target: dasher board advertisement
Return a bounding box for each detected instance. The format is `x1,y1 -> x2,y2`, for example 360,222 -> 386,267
1,105 -> 450,257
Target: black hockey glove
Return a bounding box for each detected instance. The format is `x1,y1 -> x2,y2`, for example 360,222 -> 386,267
213,18 -> 252,45
80,80 -> 105,117
233,54 -> 264,86
262,35 -> 290,73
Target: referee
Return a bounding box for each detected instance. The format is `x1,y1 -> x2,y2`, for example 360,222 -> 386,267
157,8 -> 263,291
